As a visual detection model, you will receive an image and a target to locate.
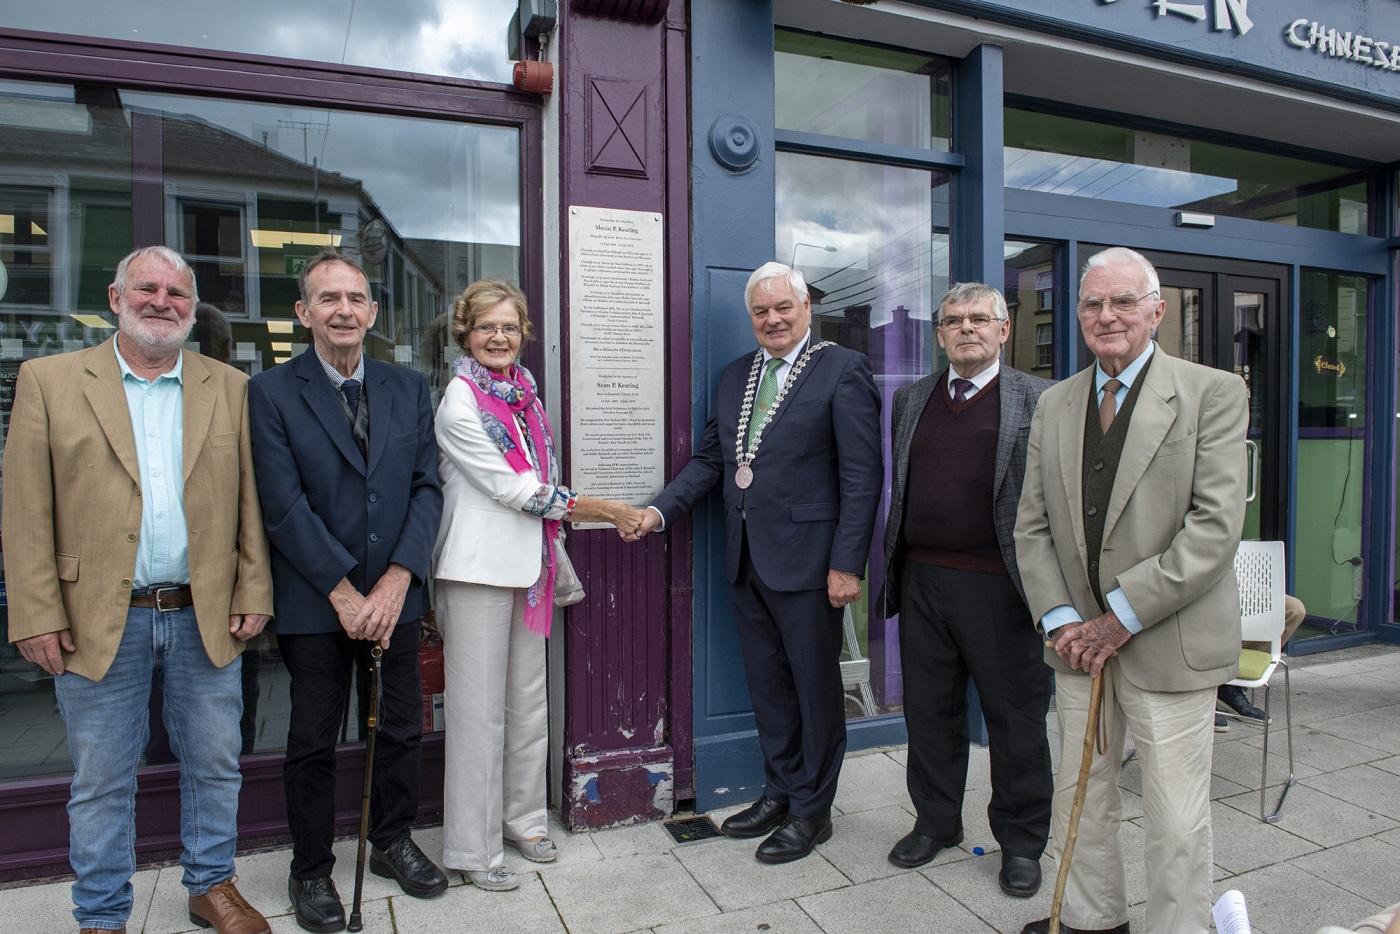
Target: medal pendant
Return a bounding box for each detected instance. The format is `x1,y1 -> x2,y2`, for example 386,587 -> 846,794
735,464 -> 754,490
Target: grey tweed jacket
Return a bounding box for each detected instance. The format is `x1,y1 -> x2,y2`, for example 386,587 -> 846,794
878,364 -> 1050,617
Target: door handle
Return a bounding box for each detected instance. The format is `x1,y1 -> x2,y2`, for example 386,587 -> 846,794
1244,439 -> 1259,504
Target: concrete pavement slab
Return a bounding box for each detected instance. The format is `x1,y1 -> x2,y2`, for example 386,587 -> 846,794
0,869 -> 158,934
589,818 -> 679,859
1209,799 -> 1321,874
831,750 -> 910,815
1218,782 -> 1397,847
652,899 -> 822,934
266,897 -> 392,933
820,804 -> 968,884
920,850 -> 1050,934
1219,860 -> 1382,934
393,873 -> 565,933
1287,836 -> 1400,909
1311,712 -> 1400,754
671,832 -> 847,912
798,870 -> 995,933
541,852 -> 716,934
1303,763 -> 1400,817
1209,733 -> 1320,791
1241,724 -> 1392,772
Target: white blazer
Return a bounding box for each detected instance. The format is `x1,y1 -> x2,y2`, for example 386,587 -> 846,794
433,376 -> 549,588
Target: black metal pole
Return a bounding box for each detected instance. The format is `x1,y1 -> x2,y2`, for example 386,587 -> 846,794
347,645 -> 383,932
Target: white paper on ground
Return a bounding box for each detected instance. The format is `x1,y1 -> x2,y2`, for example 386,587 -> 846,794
1213,889 -> 1252,934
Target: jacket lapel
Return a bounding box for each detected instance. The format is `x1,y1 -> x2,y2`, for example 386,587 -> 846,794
894,374 -> 939,500
82,339 -> 141,487
1059,367 -> 1092,568
295,349 -> 367,476
181,351 -> 214,484
365,360 -> 393,476
993,369 -> 1025,499
1102,354 -> 1178,546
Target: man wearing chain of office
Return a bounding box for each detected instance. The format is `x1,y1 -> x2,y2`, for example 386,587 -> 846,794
632,261 -> 882,864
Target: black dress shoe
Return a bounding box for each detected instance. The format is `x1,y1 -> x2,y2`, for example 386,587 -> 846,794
999,855 -> 1042,897
754,815 -> 832,864
1218,684 -> 1269,724
720,796 -> 789,839
887,829 -> 964,869
369,835 -> 449,898
288,876 -> 346,934
1021,918 -> 1129,934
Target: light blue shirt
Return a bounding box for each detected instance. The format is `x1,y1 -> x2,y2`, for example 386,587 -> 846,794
1040,342 -> 1157,638
116,338 -> 188,588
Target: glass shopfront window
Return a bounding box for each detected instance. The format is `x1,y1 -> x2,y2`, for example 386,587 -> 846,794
0,0 -> 518,83
1294,271 -> 1370,642
1003,240 -> 1058,379
1005,106 -> 1370,235
777,150 -> 951,719
0,78 -> 521,780
776,30 -> 952,152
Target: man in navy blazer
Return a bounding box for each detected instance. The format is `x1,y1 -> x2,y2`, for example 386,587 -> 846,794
636,262 -> 882,864
249,251 -> 446,933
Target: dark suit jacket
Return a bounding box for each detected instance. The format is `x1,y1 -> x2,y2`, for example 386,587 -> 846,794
248,349 -> 443,635
653,342 -> 882,592
880,365 -> 1050,616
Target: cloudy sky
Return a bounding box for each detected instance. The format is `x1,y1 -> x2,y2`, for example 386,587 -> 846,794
1,0 -> 516,84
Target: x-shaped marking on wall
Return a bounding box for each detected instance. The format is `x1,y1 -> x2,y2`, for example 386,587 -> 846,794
593,81 -> 645,170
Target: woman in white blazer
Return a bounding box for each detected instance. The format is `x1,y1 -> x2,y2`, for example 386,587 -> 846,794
434,279 -> 639,891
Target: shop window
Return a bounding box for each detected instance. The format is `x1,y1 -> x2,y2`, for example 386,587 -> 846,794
1003,240 -> 1058,378
0,79 -> 522,780
1004,106 -> 1371,235
1,0 -> 518,83
777,150 -> 951,719
1295,271 -> 1370,642
776,30 -> 952,152
1035,324 -> 1053,369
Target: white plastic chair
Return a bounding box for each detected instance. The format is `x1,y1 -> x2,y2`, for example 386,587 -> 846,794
1229,540 -> 1295,823
841,606 -> 877,718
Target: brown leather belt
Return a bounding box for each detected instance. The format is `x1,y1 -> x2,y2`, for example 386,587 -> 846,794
130,584 -> 194,612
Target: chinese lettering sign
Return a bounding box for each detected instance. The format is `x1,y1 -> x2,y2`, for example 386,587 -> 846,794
1101,0 -> 1253,37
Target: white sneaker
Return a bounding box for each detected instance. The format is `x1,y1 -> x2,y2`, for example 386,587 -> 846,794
466,866 -> 519,891
507,836 -> 559,863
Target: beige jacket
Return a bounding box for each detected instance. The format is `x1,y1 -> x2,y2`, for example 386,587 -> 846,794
1014,348 -> 1248,692
3,338 -> 273,681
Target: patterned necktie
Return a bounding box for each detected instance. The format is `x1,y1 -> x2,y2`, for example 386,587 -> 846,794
340,378 -> 361,419
950,377 -> 974,404
1099,378 -> 1122,433
340,378 -> 368,457
747,357 -> 786,451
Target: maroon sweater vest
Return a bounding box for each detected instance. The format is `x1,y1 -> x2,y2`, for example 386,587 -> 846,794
901,371 -> 1006,576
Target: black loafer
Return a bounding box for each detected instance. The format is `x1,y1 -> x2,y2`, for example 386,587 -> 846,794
887,829 -> 964,869
720,796 -> 789,839
999,855 -> 1042,897
1021,918 -> 1129,934
369,835 -> 448,898
288,876 -> 346,934
754,815 -> 832,864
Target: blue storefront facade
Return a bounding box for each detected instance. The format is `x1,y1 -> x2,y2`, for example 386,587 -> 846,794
687,0 -> 1400,811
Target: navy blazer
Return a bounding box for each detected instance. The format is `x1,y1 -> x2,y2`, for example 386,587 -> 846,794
653,342 -> 882,593
248,349 -> 443,635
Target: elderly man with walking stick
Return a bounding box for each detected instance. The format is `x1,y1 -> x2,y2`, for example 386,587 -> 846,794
1014,247 -> 1248,934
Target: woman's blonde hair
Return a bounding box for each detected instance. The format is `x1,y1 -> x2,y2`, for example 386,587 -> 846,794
450,279 -> 532,353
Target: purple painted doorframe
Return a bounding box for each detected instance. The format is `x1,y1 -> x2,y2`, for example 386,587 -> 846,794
556,0 -> 693,829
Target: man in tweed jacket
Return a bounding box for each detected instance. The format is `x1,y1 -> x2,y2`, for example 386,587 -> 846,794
878,282 -> 1053,898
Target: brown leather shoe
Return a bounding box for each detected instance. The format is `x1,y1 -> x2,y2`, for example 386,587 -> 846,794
188,877 -> 271,934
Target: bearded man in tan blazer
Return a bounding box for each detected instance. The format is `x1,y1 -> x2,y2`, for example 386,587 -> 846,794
1014,247 -> 1247,934
3,246 -> 274,934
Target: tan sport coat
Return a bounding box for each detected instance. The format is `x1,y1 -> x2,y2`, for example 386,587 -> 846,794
1013,347 -> 1248,692
3,338 -> 273,681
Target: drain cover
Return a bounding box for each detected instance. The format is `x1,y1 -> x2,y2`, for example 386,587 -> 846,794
662,815 -> 723,845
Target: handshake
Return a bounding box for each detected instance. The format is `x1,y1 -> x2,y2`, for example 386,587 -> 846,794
610,503 -> 662,542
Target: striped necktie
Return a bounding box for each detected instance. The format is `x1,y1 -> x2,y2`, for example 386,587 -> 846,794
747,357 -> 786,451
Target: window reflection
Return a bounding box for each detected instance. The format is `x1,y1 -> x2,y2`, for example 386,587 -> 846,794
776,150 -> 951,719
1003,240 -> 1057,378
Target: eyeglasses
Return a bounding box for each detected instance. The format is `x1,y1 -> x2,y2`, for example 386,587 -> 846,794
938,313 -> 1002,330
1077,291 -> 1159,316
472,323 -> 522,337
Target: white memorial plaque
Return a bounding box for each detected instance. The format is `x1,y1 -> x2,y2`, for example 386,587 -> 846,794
567,205 -> 665,528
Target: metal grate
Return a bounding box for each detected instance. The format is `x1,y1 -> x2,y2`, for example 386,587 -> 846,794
661,816 -> 723,845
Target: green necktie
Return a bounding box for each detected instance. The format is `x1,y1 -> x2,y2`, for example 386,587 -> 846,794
747,357 -> 786,452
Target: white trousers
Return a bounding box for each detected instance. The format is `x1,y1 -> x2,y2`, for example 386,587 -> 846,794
1052,663 -> 1216,934
436,580 -> 549,871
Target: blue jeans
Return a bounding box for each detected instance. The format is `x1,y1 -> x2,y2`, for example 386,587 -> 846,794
55,604 -> 243,930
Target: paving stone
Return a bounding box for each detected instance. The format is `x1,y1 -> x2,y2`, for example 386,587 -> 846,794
1241,723 -> 1392,772
921,849 -> 1050,934
1209,733 -> 1320,791
1209,798 -> 1320,874
0,869 -> 158,934
394,873 -> 565,932
1303,763 -> 1400,817
652,899 -> 822,934
831,750 -> 911,815
1373,827 -> 1400,850
672,832 -> 847,912
886,747 -> 908,768
1218,860 -> 1381,934
1218,782 -> 1397,847
798,870 -> 995,934
266,897 -> 392,933
819,804 -> 968,885
1293,689 -> 1400,729
1287,835 -> 1400,908
542,853 -> 716,934
590,817 -> 681,859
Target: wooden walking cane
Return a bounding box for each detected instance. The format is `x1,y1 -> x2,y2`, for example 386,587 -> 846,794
348,645 -> 384,933
1049,670 -> 1105,934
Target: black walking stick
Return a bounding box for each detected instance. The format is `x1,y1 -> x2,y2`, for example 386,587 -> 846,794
348,645 -> 383,933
